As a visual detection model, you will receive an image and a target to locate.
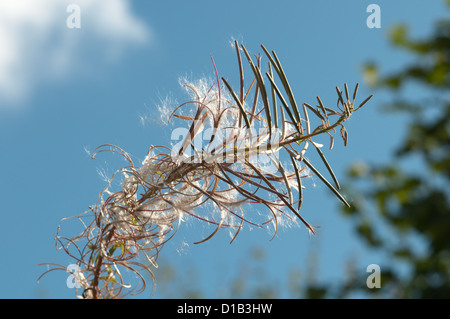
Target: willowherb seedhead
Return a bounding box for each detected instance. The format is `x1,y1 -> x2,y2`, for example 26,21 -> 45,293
39,41 -> 373,299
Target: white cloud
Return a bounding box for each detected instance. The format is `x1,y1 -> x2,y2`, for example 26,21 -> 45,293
0,0 -> 152,107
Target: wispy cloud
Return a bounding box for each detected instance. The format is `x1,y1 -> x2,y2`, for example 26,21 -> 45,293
0,0 -> 152,107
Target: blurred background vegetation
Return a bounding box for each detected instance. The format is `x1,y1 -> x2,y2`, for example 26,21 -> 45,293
152,3 -> 450,298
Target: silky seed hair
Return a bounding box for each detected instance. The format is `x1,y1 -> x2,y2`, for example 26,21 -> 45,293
39,41 -> 373,299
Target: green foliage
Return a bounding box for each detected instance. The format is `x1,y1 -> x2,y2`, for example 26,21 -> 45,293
341,2 -> 450,298
155,3 -> 450,300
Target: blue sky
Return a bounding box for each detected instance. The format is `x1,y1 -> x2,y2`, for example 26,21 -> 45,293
0,0 -> 447,298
